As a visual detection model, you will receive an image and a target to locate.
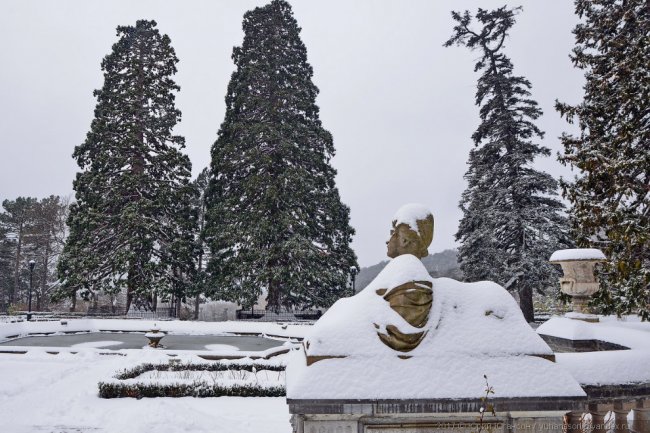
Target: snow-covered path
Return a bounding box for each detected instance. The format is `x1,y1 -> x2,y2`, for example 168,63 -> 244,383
0,351 -> 291,433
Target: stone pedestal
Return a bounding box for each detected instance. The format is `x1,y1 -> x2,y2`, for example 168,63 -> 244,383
289,400 -> 583,433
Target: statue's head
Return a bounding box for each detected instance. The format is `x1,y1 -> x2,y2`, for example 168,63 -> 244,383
386,205 -> 434,259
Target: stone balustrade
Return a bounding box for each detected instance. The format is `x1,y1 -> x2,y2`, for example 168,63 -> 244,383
575,381 -> 650,433
566,396 -> 650,433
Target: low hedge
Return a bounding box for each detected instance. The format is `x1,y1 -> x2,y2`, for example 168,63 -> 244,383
99,360 -> 286,398
114,360 -> 285,380
98,381 -> 285,398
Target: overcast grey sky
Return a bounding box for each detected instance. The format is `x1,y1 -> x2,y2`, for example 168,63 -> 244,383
0,0 -> 583,267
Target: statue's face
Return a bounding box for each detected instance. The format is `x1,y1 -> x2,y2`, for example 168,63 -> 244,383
386,224 -> 421,258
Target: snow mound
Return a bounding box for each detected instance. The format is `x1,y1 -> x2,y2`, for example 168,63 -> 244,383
304,254 -> 552,358
286,255 -> 583,400
71,341 -> 123,349
286,350 -> 584,399
556,350 -> 650,386
549,248 -> 606,262
205,344 -> 239,351
537,316 -> 650,350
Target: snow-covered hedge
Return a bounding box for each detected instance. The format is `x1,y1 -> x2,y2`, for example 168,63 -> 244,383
99,360 -> 286,399
113,360 -> 284,380
98,381 -> 285,399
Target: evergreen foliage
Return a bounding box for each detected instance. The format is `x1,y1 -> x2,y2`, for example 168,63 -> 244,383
98,381 -> 285,399
204,0 -> 358,311
556,0 -> 649,319
445,6 -> 572,322
100,360 -> 286,398
56,20 -> 195,312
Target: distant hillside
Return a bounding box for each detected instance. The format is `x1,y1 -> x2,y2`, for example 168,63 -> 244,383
355,249 -> 462,292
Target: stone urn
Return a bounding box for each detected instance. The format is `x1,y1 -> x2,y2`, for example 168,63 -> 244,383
549,248 -> 606,316
145,324 -> 164,348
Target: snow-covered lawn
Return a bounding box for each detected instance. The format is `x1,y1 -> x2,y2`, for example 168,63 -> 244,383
0,320 -> 304,432
0,350 -> 292,433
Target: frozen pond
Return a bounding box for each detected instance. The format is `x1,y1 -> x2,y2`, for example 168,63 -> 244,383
0,332 -> 284,351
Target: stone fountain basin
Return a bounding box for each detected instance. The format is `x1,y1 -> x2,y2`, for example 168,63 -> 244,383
0,332 -> 284,351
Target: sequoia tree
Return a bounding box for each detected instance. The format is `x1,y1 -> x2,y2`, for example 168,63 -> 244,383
57,20 -> 195,312
556,0 -> 649,319
446,6 -> 572,322
204,0 -> 358,310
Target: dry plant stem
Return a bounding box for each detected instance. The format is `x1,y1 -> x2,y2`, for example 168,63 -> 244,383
476,375 -> 496,433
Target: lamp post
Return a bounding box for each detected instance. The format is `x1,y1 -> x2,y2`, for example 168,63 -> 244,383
27,259 -> 35,321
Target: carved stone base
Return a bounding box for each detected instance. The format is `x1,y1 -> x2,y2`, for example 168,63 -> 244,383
292,412 -> 569,433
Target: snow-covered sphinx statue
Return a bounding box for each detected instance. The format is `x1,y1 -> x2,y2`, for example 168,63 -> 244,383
287,204 -> 580,411
294,203 -> 555,369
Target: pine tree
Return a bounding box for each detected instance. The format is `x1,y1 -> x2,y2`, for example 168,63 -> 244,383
445,6 -> 572,322
204,0 -> 358,311
0,224 -> 12,310
29,196 -> 68,310
56,20 -> 195,312
556,0 -> 649,319
0,197 -> 38,305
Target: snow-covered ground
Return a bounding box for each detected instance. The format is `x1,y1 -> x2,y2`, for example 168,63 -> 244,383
0,350 -> 292,433
0,320 -> 304,433
2,313 -> 649,432
538,315 -> 650,386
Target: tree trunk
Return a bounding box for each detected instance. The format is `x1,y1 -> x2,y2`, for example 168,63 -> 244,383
11,221 -> 23,304
39,243 -> 50,311
125,289 -> 133,313
267,280 -> 281,312
195,247 -> 203,320
518,286 -> 535,323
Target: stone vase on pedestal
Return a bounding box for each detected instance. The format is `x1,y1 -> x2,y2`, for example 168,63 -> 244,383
549,249 -> 606,317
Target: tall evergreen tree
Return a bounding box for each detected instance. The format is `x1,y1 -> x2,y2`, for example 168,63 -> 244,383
56,20 -> 195,312
556,0 -> 649,319
204,0 -> 358,311
445,6 -> 572,322
0,197 -> 38,305
0,223 -> 12,309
